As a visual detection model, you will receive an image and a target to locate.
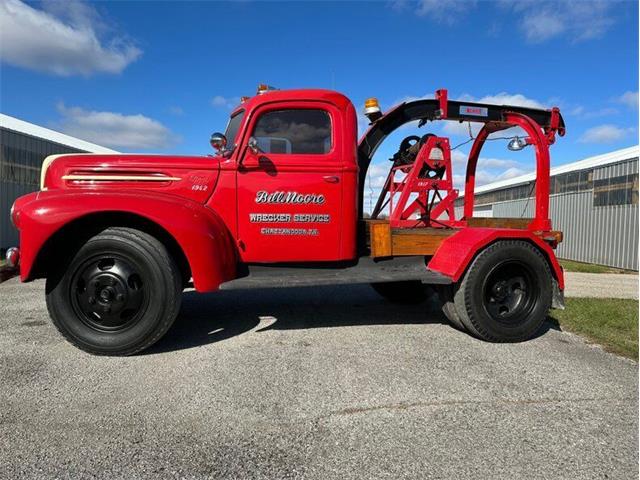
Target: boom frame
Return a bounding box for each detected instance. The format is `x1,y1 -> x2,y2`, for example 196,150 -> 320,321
357,89 -> 566,232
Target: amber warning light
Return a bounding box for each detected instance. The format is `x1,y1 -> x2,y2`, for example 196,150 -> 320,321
257,84 -> 276,95
364,97 -> 382,122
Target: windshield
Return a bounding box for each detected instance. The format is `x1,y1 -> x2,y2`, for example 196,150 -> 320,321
224,110 -> 244,147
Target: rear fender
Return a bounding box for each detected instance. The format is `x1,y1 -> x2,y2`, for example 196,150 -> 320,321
427,228 -> 564,290
16,190 -> 237,292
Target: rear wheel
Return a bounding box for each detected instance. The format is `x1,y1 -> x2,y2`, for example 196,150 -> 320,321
453,240 -> 552,342
46,227 -> 182,355
371,281 -> 430,304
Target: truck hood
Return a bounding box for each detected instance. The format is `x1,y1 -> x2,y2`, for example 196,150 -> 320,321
41,153 -> 221,204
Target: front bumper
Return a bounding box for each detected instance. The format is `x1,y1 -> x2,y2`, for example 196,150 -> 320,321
6,247 -> 20,269
1,247 -> 20,283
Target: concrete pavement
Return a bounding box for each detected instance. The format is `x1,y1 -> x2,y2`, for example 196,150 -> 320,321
0,278 -> 637,479
564,271 -> 638,299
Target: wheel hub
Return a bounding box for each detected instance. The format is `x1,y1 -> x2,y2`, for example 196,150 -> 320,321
71,256 -> 146,332
492,281 -> 509,301
483,261 -> 536,323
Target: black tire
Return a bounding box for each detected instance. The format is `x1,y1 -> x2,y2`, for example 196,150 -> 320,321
371,281 -> 430,304
453,240 -> 552,342
46,227 -> 182,355
436,285 -> 466,331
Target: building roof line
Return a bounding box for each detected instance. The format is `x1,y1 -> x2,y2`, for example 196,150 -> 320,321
0,113 -> 118,154
462,145 -> 639,197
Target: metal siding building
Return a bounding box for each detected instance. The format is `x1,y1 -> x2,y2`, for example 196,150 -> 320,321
455,146 -> 639,270
0,114 -> 116,251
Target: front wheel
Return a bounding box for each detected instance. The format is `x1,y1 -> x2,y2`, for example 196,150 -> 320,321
453,240 -> 552,342
46,227 -> 182,355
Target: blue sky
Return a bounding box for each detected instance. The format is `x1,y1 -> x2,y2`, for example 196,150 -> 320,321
1,0 -> 638,202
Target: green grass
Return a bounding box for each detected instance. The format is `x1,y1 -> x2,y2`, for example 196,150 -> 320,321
559,259 -> 636,274
550,298 -> 639,360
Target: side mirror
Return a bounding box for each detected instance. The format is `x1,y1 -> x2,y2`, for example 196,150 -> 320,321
247,136 -> 260,155
210,132 -> 227,153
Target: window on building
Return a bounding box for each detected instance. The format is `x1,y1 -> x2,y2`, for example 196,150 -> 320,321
0,130 -> 83,186
1,144 -> 44,186
252,109 -> 332,154
455,164 -> 638,208
593,173 -> 639,207
551,169 -> 593,195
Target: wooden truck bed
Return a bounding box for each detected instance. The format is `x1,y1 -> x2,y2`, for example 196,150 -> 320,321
366,218 -> 559,258
367,220 -> 456,257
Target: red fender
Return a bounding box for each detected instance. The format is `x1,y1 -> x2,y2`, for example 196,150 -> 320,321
427,228 -> 564,289
13,190 -> 237,292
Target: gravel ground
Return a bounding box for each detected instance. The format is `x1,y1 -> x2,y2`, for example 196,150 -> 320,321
0,278 -> 637,479
564,272 -> 638,299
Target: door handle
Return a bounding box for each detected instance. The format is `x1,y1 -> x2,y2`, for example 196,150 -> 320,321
323,175 -> 340,183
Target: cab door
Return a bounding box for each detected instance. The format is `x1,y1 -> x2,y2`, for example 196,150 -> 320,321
236,102 -> 344,263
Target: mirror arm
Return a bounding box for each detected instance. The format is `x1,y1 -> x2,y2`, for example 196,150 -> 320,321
222,145 -> 236,158
247,136 -> 261,155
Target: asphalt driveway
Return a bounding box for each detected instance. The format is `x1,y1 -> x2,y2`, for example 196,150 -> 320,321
0,278 -> 637,479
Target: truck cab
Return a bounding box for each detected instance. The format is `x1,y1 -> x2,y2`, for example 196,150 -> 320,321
7,86 -> 566,355
212,89 -> 358,263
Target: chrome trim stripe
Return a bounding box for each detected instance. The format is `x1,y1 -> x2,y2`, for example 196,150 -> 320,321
62,174 -> 182,182
41,153 -> 120,190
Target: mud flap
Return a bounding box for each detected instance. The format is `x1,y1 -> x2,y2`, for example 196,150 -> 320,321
551,278 -> 565,310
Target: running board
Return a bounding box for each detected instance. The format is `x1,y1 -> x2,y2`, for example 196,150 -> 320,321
219,256 -> 452,290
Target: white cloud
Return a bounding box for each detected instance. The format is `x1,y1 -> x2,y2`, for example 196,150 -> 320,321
388,91 -> 544,138
0,0 -> 141,76
442,121 -> 524,142
357,112 -> 372,137
515,1 -> 615,44
521,11 -> 564,43
211,95 -> 241,110
434,92 -> 541,142
578,124 -> 634,144
460,92 -> 545,109
364,162 -> 390,189
494,167 -> 529,181
616,91 -> 639,109
55,103 -> 179,150
431,148 -> 519,170
395,1 -> 615,43
442,121 -> 481,138
392,0 -> 476,24
478,157 -> 519,169
453,167 -> 529,190
415,0 -> 474,24
362,151 -> 527,214
393,91 -> 544,110
568,105 -> 618,119
569,106 -> 585,116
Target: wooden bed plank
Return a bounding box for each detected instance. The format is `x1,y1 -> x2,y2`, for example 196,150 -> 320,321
466,217 -> 531,229
366,220 -> 456,257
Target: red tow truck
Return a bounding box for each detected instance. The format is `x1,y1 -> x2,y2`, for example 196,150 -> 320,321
7,86 -> 566,355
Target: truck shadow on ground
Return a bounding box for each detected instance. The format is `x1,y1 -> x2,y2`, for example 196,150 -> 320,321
147,284 -> 560,354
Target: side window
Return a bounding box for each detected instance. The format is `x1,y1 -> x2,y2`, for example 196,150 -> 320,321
253,109 -> 332,154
